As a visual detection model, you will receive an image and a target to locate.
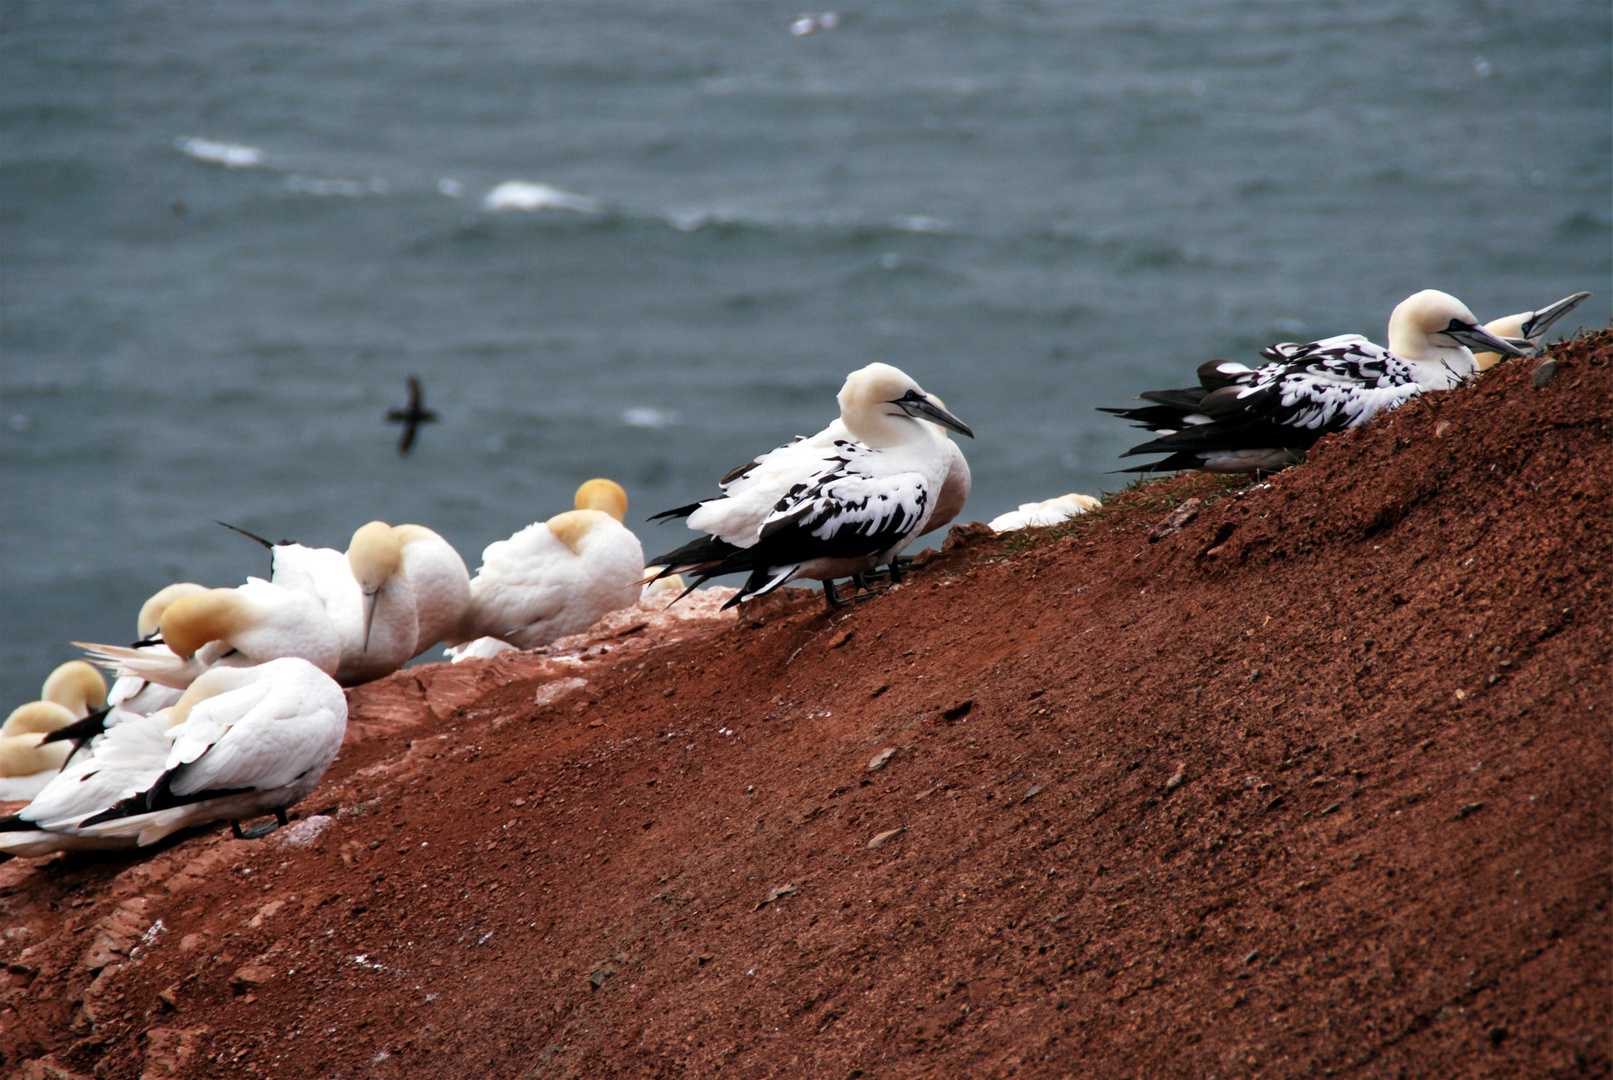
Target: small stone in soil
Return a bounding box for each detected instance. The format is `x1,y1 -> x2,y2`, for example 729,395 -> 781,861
868,747 -> 897,772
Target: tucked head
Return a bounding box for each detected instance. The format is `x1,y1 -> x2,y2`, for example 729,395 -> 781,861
545,509 -> 613,555
160,588 -> 253,657
574,479 -> 629,522
1387,290 -> 1528,363
837,363 -> 974,447
41,660 -> 107,716
347,521 -> 403,595
137,582 -> 208,640
2,700 -> 79,738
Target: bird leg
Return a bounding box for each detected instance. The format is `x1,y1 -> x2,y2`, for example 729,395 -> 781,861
231,808 -> 289,841
886,560 -> 905,585
822,580 -> 848,609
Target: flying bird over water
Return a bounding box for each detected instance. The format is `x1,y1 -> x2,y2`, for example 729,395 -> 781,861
387,375 -> 439,455
1102,290 -> 1528,474
648,363 -> 973,609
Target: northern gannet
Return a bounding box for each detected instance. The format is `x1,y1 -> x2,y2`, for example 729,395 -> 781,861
648,363 -> 973,608
393,524 -> 471,656
446,479 -> 645,655
75,578 -> 342,689
1103,290 -> 1528,474
40,661 -> 106,718
71,657 -> 348,845
0,706 -> 184,856
0,702 -> 79,801
988,493 -> 1102,532
1473,290 -> 1592,372
105,583 -> 208,716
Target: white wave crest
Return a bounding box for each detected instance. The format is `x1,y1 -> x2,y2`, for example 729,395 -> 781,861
174,137 -> 263,169
621,406 -> 680,429
287,175 -> 388,197
483,181 -> 600,213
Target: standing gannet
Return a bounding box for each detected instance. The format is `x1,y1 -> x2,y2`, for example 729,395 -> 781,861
649,363 -> 974,608
446,479 -> 645,655
988,493 -> 1102,532
1473,290 -> 1592,372
1103,290 -> 1528,474
393,524 -> 471,656
0,703 -> 79,801
75,578 -> 342,689
71,657 -> 348,845
0,706 -> 185,856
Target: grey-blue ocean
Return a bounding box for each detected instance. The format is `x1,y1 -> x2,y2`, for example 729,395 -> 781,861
2,1 -> 1608,708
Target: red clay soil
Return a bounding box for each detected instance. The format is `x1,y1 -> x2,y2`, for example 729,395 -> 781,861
3,333 -> 1609,1080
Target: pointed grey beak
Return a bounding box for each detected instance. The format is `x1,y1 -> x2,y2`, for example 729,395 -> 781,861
1520,291 -> 1591,342
362,588 -> 379,651
893,391 -> 975,438
1443,321 -> 1530,359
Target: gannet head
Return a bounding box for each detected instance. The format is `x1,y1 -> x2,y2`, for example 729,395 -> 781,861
838,363 -> 974,448
545,510 -> 613,555
160,589 -> 256,658
348,522 -> 404,650
1387,290 -> 1527,365
0,702 -> 76,776
392,523 -> 451,551
40,660 -> 107,717
137,582 -> 208,640
574,479 -> 629,522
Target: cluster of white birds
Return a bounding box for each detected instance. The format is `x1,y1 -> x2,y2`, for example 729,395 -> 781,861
1,286 -> 1588,860
0,481 -> 667,857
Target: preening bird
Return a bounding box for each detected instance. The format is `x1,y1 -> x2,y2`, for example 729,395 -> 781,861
76,578 -> 342,689
387,374 -> 439,455
1102,290 -> 1528,474
648,363 -> 973,608
0,702 -> 80,801
446,479 -> 645,654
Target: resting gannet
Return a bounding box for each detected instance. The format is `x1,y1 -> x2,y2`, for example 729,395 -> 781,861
1103,290 -> 1528,474
0,707 -> 185,856
446,479 -> 645,655
40,661 -> 106,718
1473,290 -> 1592,372
648,363 -> 974,608
72,657 -> 348,845
104,583 -> 208,717
76,578 -> 342,689
988,493 -> 1102,533
394,524 -> 471,656
0,703 -> 79,801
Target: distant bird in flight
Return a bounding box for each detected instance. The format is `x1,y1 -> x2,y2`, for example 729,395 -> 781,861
386,375 -> 439,455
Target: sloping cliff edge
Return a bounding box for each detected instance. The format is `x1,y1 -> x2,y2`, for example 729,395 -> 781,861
4,333 -> 1609,1080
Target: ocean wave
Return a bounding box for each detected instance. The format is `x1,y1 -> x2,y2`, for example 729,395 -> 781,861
621,407 -> 680,429
286,175 -> 388,197
483,181 -> 601,214
173,136 -> 263,169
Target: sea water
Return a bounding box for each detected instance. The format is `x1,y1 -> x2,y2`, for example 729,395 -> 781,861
2,1 -> 1608,706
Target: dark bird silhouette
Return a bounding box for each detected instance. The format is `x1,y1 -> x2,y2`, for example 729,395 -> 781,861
386,375 -> 439,455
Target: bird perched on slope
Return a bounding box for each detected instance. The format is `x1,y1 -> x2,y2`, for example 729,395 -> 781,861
70,657 -> 348,845
1472,290 -> 1591,372
0,702 -> 80,801
445,479 -> 645,655
393,524 -> 471,656
1102,290 -> 1528,474
988,493 -> 1102,533
648,363 -> 974,608
387,374 -> 439,455
0,706 -> 185,856
76,578 -> 342,689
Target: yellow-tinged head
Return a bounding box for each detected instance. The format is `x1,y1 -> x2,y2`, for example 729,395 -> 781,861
347,521 -> 403,594
545,509 -> 612,555
40,660 -> 107,717
837,363 -> 973,448
392,523 -> 449,549
1,700 -> 78,738
160,589 -> 253,658
574,479 -> 629,522
137,582 -> 208,640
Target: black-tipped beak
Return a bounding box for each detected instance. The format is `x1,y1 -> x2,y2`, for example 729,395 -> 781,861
1520,291 -> 1592,342
893,392 -> 975,438
1443,320 -> 1529,359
